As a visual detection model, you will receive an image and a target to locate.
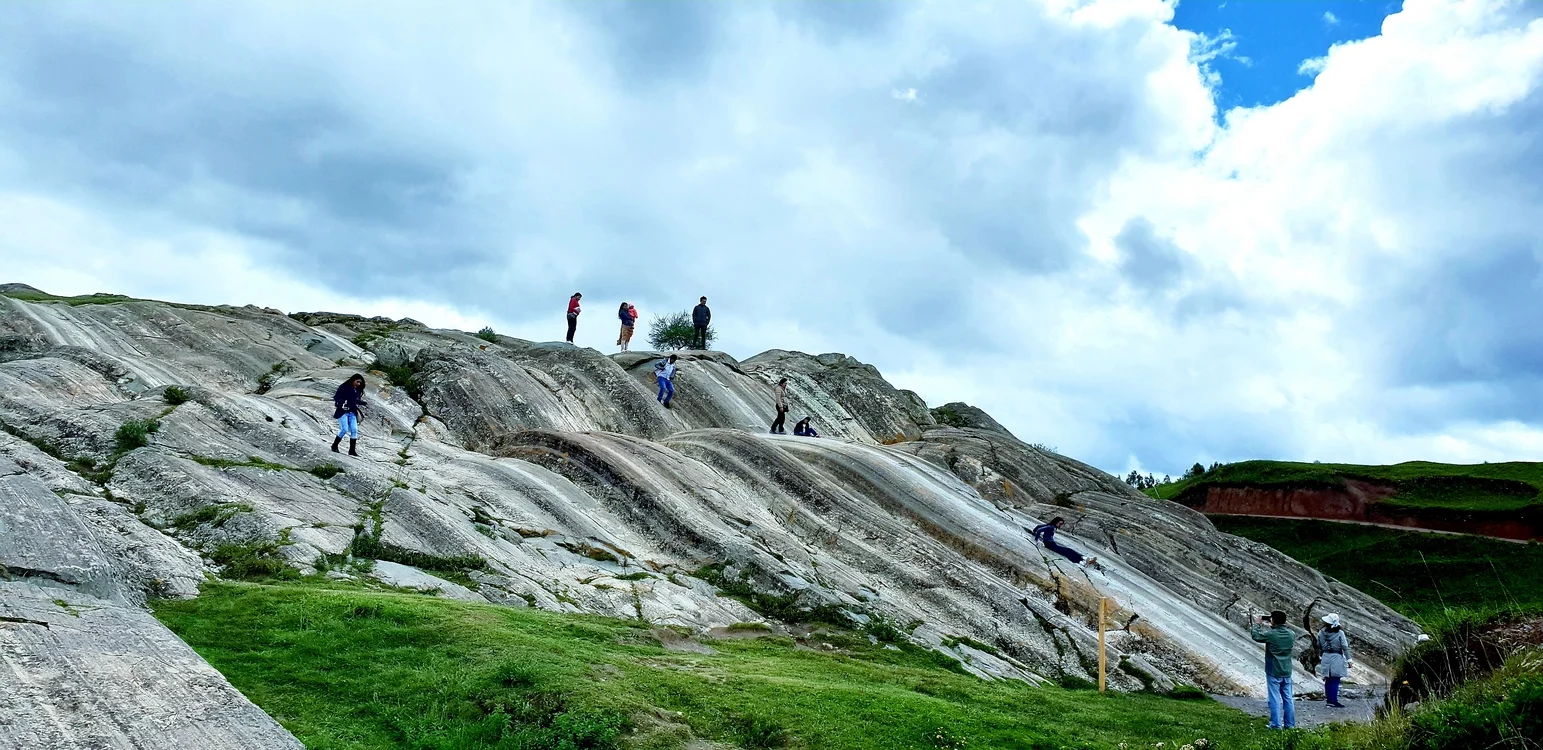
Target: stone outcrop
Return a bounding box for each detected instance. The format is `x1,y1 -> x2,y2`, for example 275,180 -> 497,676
0,289 -> 1425,744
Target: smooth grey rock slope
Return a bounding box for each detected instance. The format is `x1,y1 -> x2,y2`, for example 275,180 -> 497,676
0,290 -> 1422,744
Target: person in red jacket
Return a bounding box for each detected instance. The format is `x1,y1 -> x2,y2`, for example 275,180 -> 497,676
565,292 -> 582,343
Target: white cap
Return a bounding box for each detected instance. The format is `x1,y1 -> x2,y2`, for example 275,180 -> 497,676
1321,613 -> 1341,627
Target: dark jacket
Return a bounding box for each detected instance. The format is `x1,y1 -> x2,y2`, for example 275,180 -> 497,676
333,381 -> 367,419
619,307 -> 636,326
692,303 -> 711,326
1031,523 -> 1058,544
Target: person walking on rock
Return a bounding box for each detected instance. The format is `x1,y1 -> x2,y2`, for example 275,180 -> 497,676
617,302 -> 636,352
654,354 -> 678,408
565,292 -> 582,343
692,296 -> 711,350
1030,517 -> 1099,569
770,378 -> 790,434
1251,610 -> 1297,730
793,416 -> 819,437
1316,614 -> 1352,709
331,373 -> 368,456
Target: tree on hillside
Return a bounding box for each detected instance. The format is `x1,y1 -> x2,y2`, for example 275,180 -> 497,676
648,311 -> 716,351
1183,462 -> 1206,480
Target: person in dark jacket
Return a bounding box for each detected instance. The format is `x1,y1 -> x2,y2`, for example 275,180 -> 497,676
565,292 -> 582,343
692,296 -> 711,350
617,302 -> 636,352
792,417 -> 819,437
1316,614 -> 1352,708
1251,610 -> 1298,729
331,374 -> 368,456
1030,517 -> 1098,569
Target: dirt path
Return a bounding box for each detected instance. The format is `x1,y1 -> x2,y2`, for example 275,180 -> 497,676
1210,685 -> 1384,729
1208,513 -> 1533,544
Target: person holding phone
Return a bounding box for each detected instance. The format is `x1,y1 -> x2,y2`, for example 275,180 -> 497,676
1250,610 -> 1297,729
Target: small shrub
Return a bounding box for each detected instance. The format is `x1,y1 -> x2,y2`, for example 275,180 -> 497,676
309,464 -> 344,480
647,310 -> 715,351
163,386 -> 191,405
727,714 -> 789,749
210,542 -> 298,581
931,406 -> 968,428
927,726 -> 968,750
475,326 -> 498,343
1167,684 -> 1209,700
114,418 -> 161,452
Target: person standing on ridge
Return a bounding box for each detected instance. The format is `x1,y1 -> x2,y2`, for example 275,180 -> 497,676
617,302 -> 636,352
654,354 -> 679,408
565,292 -> 582,343
1315,614 -> 1352,709
692,296 -> 711,350
1251,610 -> 1298,730
331,373 -> 368,456
770,377 -> 790,434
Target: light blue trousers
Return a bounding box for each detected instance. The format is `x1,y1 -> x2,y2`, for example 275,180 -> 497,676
337,412 -> 359,439
1267,675 -> 1295,729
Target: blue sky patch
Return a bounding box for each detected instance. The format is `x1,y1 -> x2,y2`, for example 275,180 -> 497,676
1172,0 -> 1401,110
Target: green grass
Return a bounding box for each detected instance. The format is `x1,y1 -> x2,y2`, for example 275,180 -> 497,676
1211,517 -> 1543,625
1148,460 -> 1543,514
154,582 -> 1273,750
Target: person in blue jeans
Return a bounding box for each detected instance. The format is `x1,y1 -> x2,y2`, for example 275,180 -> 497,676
1250,610 -> 1297,729
331,373 -> 368,456
654,354 -> 678,409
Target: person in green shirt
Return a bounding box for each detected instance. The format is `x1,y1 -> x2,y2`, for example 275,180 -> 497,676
1250,610 -> 1297,729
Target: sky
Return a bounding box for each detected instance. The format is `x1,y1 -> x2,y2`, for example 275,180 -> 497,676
2,0 -> 1542,479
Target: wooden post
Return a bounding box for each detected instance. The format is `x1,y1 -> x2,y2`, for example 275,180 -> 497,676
1098,597 -> 1108,694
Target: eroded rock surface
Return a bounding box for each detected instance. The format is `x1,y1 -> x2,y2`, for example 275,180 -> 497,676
0,289 -> 1422,742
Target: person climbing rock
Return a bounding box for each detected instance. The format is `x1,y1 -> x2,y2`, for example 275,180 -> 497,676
1250,610 -> 1297,729
793,417 -> 819,437
617,302 -> 636,352
565,292 -> 582,343
1316,614 -> 1352,708
692,296 -> 711,350
770,378 -> 790,434
654,354 -> 678,408
331,373 -> 368,456
1030,517 -> 1099,569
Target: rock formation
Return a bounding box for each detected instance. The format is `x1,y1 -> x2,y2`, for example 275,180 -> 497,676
0,290 -> 1423,747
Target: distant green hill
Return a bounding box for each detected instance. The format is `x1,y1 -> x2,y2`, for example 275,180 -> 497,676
1143,460 -> 1543,541
1147,459 -> 1543,511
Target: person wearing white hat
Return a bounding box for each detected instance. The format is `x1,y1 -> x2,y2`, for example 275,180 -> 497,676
1315,613 -> 1352,708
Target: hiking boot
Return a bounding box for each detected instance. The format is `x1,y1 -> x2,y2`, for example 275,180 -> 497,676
331,437 -> 342,453
348,439 -> 358,457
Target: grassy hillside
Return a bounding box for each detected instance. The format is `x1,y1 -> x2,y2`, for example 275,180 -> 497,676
154,582 -> 1270,750
1146,460 -> 1543,515
1212,517 -> 1543,625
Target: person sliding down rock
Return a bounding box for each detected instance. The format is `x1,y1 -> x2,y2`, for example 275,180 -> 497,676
331,373 -> 368,456
654,354 -> 678,408
770,378 -> 789,434
793,417 -> 819,437
1030,517 -> 1100,570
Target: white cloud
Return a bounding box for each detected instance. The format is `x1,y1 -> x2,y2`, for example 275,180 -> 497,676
1324,11 -> 1341,26
2,0 -> 1541,476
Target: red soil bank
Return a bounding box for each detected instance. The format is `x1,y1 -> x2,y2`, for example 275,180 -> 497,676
1193,480 -> 1540,541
